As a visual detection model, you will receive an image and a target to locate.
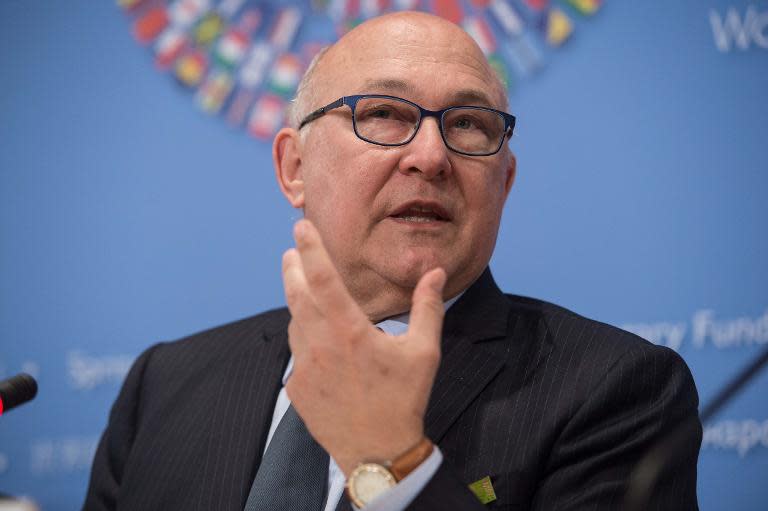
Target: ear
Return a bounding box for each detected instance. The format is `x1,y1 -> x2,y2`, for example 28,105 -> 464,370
273,127 -> 305,208
502,151 -> 516,199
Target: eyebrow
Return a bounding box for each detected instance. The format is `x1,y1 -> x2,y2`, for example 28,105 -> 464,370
450,89 -> 496,108
361,78 -> 417,95
359,79 -> 498,109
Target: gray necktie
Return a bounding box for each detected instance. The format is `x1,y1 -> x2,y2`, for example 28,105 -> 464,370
243,404 -> 329,511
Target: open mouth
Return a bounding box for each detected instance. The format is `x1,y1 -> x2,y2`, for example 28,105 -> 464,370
389,202 -> 451,223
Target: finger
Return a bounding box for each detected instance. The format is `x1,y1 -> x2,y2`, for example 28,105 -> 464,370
293,219 -> 361,322
406,268 -> 447,349
282,248 -> 322,325
286,318 -> 315,365
286,318 -> 303,356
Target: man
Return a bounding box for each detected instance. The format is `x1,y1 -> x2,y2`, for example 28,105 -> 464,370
84,11 -> 701,511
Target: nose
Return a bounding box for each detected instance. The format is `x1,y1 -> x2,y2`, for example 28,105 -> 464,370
397,116 -> 452,180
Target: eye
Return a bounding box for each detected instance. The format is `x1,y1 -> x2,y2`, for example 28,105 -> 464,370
452,115 -> 485,131
454,117 -> 474,129
358,104 -> 399,120
370,108 -> 392,119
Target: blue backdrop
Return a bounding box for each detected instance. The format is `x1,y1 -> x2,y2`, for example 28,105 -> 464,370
1,1 -> 766,509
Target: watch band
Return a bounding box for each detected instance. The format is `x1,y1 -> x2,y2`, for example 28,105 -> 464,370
390,437 -> 434,481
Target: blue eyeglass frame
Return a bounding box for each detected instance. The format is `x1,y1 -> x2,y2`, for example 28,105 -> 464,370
297,94 -> 517,157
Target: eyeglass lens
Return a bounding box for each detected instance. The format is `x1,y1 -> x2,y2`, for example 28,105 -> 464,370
353,97 -> 506,155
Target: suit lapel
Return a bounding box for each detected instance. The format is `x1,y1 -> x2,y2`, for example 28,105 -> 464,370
245,327 -> 292,475
425,269 -> 539,443
196,316 -> 291,510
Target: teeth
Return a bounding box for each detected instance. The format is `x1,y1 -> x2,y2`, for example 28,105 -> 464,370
400,215 -> 437,223
392,204 -> 446,222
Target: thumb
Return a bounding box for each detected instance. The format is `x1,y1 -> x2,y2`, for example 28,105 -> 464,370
407,268 -> 447,347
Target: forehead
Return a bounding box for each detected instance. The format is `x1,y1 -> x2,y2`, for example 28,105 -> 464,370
359,78 -> 499,110
318,15 -> 506,110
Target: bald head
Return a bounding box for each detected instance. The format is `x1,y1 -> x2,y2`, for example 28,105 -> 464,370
273,10 -> 517,319
288,11 -> 508,128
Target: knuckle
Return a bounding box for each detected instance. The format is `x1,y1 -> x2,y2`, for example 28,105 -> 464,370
288,364 -> 308,390
426,296 -> 446,315
305,343 -> 320,360
285,378 -> 298,400
417,293 -> 444,317
344,322 -> 369,345
307,266 -> 334,289
284,283 -> 302,307
415,343 -> 441,365
303,341 -> 328,365
287,320 -> 299,339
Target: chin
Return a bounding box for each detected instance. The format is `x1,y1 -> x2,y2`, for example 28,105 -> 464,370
378,252 -> 450,288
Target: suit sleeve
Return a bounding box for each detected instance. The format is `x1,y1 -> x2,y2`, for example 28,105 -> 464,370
531,345 -> 701,511
81,344 -> 162,511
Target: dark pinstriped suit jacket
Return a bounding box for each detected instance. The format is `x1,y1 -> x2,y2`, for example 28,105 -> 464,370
83,269 -> 701,510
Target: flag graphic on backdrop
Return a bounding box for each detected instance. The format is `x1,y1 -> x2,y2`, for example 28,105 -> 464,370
119,0 -> 602,140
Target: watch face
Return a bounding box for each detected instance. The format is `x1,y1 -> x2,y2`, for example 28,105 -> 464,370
349,463 -> 397,506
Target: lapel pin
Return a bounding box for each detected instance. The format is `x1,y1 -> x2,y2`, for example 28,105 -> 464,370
469,475 -> 497,504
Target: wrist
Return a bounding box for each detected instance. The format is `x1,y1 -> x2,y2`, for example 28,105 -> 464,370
339,428 -> 424,476
345,437 -> 434,508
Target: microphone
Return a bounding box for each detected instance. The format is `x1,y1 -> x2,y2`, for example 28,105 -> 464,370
0,373 -> 38,415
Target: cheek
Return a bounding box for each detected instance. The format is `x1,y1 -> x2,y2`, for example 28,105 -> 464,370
302,159 -> 383,241
457,175 -> 510,252
303,142 -> 394,223
461,167 -> 510,218
302,142 -> 348,212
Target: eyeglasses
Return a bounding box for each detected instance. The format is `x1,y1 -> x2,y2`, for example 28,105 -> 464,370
298,94 -> 516,157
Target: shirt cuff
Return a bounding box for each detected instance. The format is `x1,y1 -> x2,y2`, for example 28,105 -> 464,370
353,446 -> 443,511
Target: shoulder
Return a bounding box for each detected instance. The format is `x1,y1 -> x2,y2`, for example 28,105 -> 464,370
131,307 -> 290,388
154,307 -> 290,356
490,296 -> 700,509
498,294 -> 699,444
502,293 -> 692,383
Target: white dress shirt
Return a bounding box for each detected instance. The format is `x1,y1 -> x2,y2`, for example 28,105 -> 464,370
263,295 -> 461,510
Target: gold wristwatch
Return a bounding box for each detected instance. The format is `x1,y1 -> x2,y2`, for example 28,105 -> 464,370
345,437 -> 434,508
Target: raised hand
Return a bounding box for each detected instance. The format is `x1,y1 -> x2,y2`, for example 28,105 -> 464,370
282,219 -> 446,475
